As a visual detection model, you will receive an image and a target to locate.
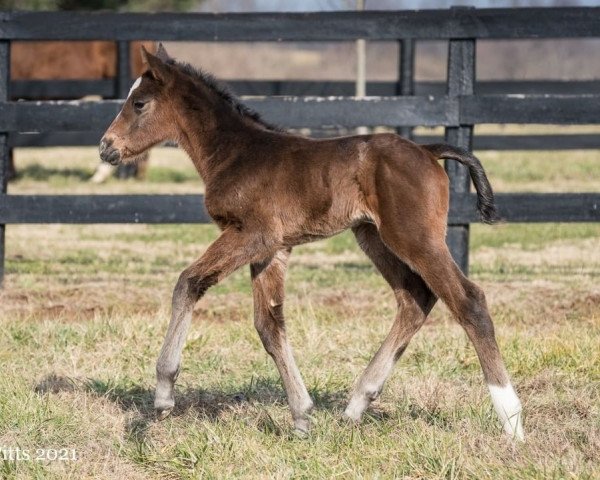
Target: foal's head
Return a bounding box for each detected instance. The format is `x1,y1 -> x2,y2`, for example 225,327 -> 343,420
99,45 -> 178,165
100,44 -> 280,166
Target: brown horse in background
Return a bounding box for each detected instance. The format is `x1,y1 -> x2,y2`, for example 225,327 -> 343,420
11,41 -> 150,80
9,41 -> 154,181
100,45 -> 524,441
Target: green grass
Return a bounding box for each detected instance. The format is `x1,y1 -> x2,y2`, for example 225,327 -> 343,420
477,149 -> 600,193
146,166 -> 199,183
0,144 -> 599,478
471,223 -> 600,251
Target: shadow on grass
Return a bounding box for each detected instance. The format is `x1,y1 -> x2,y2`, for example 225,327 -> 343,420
34,373 -> 352,437
33,374 -> 455,429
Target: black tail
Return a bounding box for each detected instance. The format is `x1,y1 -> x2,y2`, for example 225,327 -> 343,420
424,143 -> 499,224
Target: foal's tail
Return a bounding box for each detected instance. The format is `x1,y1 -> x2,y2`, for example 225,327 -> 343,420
424,143 -> 499,224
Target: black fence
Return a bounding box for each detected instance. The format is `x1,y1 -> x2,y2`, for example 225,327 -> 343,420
1,7 -> 600,284
10,79 -> 600,150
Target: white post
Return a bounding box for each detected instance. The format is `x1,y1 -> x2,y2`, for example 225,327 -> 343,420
356,0 -> 368,135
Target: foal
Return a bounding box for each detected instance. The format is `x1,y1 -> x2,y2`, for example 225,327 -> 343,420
100,45 -> 524,441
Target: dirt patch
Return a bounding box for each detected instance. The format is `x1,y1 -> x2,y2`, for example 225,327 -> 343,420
0,285 -> 165,322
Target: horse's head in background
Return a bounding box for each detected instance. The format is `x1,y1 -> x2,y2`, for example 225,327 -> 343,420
99,44 -> 176,165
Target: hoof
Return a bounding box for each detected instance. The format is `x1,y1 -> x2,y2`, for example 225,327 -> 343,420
154,396 -> 174,421
292,427 -> 309,439
155,407 -> 173,421
292,411 -> 313,436
342,408 -> 362,425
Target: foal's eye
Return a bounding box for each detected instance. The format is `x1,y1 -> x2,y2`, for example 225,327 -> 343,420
133,101 -> 146,111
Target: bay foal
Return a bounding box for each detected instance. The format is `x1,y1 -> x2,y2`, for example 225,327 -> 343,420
100,45 -> 524,440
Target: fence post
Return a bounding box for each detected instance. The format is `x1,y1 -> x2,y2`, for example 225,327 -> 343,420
397,38 -> 415,140
0,40 -> 10,287
116,40 -> 131,99
115,41 -> 137,179
444,37 -> 475,275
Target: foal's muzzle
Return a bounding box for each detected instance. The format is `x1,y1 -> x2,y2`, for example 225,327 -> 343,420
99,138 -> 121,165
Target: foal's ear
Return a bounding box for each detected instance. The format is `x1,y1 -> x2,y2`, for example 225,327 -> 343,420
141,45 -> 171,84
155,43 -> 171,62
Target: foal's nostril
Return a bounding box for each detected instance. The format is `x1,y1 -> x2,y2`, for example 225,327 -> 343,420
99,138 -> 120,165
101,149 -> 120,165
108,150 -> 121,165
99,138 -> 112,155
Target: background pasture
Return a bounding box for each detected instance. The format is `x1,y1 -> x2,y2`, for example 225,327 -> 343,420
1,138 -> 598,479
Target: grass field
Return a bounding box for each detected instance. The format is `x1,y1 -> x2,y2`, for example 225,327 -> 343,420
1,141 -> 599,479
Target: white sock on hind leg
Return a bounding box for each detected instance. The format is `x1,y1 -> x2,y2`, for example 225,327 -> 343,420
488,383 -> 524,441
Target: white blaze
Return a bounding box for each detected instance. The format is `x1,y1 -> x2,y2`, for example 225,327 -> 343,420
488,383 -> 524,441
127,77 -> 142,98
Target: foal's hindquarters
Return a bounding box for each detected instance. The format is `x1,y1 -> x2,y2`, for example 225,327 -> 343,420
342,139 -> 524,440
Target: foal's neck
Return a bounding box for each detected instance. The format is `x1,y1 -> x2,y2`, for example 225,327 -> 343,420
173,95 -> 266,183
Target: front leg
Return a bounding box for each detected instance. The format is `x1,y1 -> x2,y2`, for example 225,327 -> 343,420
155,228 -> 275,419
251,249 -> 314,434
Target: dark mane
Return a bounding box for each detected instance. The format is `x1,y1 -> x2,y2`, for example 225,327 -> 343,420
172,60 -> 283,132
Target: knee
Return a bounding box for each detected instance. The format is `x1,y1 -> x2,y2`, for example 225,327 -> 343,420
466,283 -> 487,310
396,291 -> 421,313
395,289 -> 432,326
175,269 -> 218,303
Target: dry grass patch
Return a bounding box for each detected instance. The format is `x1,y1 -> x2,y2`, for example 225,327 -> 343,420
1,294 -> 598,478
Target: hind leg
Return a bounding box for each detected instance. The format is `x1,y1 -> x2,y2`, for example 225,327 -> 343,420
344,223 -> 437,422
251,249 -> 314,434
377,222 -> 524,441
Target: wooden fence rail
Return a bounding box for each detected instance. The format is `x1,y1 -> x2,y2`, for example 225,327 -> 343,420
2,8 -> 600,41
12,79 -> 600,100
1,193 -> 597,225
11,131 -> 600,151
3,94 -> 600,131
10,80 -> 600,151
1,7 -> 600,284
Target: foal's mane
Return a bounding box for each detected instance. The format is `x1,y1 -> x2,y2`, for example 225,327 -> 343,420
170,59 -> 283,132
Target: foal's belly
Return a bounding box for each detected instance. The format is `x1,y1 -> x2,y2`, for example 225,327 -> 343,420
280,209 -> 372,247
282,230 -> 343,247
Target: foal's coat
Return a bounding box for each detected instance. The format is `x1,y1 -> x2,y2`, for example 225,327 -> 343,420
100,45 -> 524,440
